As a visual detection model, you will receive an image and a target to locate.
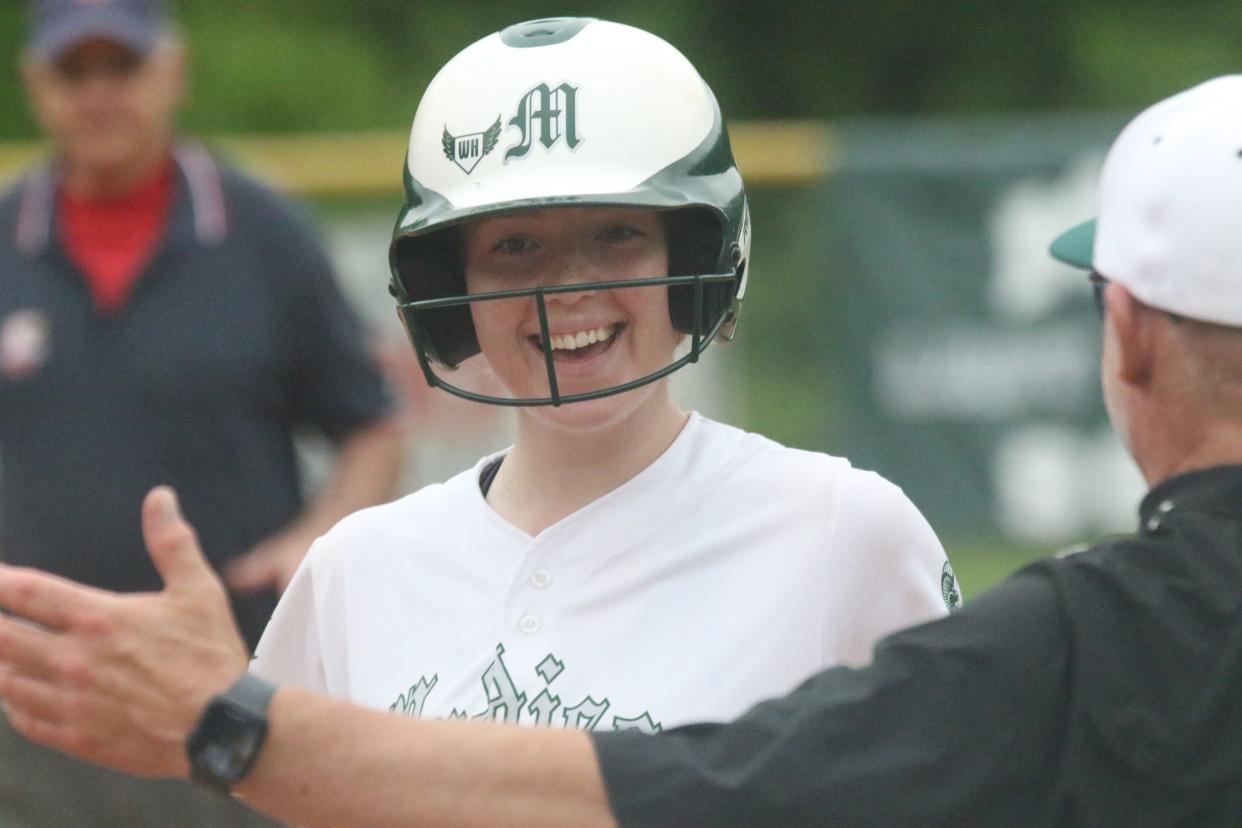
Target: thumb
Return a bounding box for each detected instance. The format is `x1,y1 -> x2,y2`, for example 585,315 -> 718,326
142,486 -> 214,591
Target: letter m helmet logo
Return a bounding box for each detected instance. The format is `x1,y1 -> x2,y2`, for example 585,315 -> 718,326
505,83 -> 582,162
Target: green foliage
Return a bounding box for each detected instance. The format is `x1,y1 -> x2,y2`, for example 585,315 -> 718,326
1064,3 -> 1242,108
177,7 -> 403,134
0,6 -> 38,140
1,0 -> 1239,140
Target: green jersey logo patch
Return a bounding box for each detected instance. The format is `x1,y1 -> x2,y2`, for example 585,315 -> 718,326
941,561 -> 962,612
442,116 -> 502,175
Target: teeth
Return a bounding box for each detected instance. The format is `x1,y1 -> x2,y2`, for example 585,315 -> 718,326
549,326 -> 615,352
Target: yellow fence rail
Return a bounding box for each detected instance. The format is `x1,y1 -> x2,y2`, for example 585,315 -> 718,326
0,120 -> 835,199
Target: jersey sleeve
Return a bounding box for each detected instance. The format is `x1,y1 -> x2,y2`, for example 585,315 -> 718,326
250,540 -> 330,694
823,468 -> 956,666
594,566 -> 1071,826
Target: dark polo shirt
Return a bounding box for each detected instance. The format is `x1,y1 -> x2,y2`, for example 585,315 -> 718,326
0,144 -> 392,646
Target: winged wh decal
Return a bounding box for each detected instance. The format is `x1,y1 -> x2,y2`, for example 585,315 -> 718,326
442,116 -> 502,175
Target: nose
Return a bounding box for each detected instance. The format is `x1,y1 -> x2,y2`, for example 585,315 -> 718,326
541,247 -> 600,301
68,71 -> 127,112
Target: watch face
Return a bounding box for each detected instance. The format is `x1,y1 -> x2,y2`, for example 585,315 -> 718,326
190,704 -> 267,783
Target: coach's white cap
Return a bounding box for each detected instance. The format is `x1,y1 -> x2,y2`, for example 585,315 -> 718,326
1050,75 -> 1242,327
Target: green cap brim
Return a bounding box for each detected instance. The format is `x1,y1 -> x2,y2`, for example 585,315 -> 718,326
1049,219 -> 1096,269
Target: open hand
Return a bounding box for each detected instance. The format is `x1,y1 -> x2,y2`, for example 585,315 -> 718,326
0,486 -> 249,778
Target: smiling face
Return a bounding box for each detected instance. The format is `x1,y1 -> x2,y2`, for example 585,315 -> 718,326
459,206 -> 681,422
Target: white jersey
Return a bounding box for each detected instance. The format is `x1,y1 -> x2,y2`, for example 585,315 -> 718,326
253,413 -> 954,733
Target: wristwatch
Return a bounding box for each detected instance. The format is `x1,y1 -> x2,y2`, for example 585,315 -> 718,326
185,672 -> 277,793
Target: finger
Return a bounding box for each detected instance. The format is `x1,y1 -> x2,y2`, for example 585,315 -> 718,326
0,695 -> 92,769
0,565 -> 105,633
142,487 -> 215,592
0,668 -> 68,728
0,615 -> 59,680
3,700 -> 78,758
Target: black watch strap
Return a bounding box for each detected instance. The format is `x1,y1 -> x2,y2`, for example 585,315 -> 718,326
186,672 -> 277,793
219,671 -> 277,712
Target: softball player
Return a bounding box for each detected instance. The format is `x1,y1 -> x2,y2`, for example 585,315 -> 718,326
251,17 -> 957,732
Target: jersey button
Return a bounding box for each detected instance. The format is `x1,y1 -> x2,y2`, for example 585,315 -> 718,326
519,615 -> 542,634
530,569 -> 552,589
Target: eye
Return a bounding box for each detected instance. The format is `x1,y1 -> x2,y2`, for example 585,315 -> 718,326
596,224 -> 644,243
54,60 -> 88,83
107,53 -> 144,78
53,54 -> 144,83
491,236 -> 536,255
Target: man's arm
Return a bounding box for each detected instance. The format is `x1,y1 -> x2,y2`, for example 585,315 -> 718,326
226,417 -> 405,594
594,568 -> 1071,827
242,689 -> 612,828
0,488 -> 614,828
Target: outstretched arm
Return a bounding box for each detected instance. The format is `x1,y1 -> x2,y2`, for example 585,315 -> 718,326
244,688 -> 611,828
0,488 -> 614,828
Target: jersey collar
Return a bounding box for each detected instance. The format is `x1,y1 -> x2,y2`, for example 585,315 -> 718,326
1138,464 -> 1242,534
15,140 -> 229,257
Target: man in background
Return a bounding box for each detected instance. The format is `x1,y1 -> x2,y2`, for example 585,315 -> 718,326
0,0 -> 402,824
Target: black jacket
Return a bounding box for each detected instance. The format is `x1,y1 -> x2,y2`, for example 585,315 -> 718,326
595,465 -> 1242,826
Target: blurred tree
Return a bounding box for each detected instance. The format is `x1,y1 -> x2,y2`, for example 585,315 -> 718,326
0,0 -> 1237,137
